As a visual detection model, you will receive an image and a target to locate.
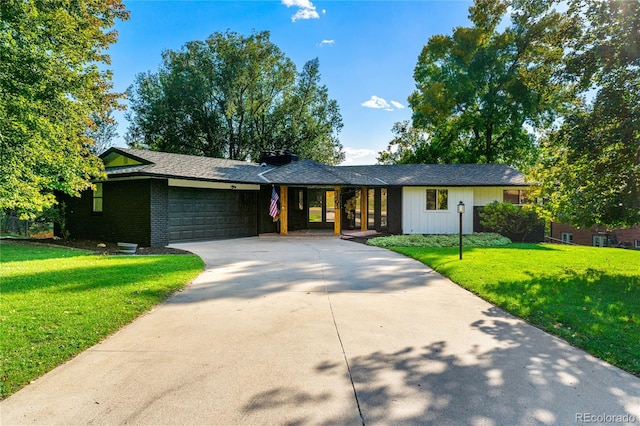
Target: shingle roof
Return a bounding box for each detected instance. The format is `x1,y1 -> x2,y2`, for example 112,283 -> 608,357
101,148 -> 527,187
103,148 -> 263,183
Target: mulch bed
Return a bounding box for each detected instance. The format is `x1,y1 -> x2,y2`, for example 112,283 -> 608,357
3,237 -> 192,255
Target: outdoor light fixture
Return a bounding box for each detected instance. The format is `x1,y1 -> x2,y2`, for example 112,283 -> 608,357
457,201 -> 465,260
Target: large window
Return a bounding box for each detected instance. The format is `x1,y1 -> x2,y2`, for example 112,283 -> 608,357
503,189 -> 527,205
426,189 -> 448,210
561,232 -> 573,244
92,183 -> 103,213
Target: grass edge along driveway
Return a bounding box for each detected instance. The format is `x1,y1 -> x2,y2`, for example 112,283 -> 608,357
391,244 -> 640,377
0,242 -> 204,399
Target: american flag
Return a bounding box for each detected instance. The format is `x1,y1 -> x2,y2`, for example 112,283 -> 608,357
269,187 -> 279,219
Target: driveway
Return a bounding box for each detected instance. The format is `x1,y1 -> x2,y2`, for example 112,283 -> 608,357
2,237 -> 639,425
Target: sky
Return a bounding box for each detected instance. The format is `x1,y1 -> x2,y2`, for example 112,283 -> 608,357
108,0 -> 473,164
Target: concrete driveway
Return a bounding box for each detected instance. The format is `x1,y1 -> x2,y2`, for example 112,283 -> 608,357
2,237 -> 639,425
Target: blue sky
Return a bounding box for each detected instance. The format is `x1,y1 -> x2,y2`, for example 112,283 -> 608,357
109,0 -> 472,164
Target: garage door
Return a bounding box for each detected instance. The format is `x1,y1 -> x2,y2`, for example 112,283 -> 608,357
168,187 -> 257,242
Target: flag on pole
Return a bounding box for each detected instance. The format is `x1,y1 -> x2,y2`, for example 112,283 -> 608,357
269,187 -> 280,220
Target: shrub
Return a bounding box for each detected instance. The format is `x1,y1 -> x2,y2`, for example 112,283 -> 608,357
479,201 -> 542,242
367,232 -> 511,248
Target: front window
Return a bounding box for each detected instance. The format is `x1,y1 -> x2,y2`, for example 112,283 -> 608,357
93,183 -> 103,213
561,233 -> 573,244
504,189 -> 527,205
426,189 -> 448,210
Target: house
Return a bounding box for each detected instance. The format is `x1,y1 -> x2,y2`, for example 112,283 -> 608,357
551,222 -> 640,249
60,148 -> 536,247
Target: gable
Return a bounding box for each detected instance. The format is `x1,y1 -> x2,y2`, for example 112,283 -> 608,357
102,151 -> 146,168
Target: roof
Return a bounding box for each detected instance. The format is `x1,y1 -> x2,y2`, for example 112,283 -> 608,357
100,147 -> 528,187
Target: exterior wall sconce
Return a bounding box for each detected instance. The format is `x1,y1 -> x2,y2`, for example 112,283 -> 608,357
457,201 -> 465,260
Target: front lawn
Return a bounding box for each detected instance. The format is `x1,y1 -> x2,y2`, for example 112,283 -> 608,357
391,243 -> 640,376
0,242 -> 204,399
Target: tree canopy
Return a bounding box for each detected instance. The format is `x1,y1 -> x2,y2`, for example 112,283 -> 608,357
379,0 -> 569,169
0,0 -> 129,216
126,31 -> 344,165
532,0 -> 640,228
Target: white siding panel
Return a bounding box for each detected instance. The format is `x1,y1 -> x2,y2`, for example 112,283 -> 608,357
402,187 -> 473,234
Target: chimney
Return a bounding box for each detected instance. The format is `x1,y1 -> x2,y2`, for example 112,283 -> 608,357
258,150 -> 299,166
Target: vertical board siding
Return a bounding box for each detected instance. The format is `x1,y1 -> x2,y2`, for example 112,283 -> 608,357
402,187 -> 474,234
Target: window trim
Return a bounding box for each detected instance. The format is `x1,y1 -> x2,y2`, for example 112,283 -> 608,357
425,188 -> 449,211
92,183 -> 103,214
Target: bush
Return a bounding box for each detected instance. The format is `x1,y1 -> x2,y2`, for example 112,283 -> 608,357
479,201 -> 542,242
367,232 -> 512,248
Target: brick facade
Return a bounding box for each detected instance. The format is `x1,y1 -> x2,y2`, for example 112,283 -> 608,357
62,179 -> 153,246
551,222 -> 640,248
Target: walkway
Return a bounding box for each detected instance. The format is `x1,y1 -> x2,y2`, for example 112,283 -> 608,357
2,237 -> 639,425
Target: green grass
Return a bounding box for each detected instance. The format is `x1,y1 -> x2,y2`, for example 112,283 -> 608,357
0,242 -> 204,399
391,244 -> 640,375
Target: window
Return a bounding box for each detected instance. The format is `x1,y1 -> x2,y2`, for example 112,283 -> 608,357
368,189 -> 375,228
503,189 -> 527,205
92,183 -> 103,213
381,188 -> 388,228
297,189 -> 304,211
592,235 -> 607,247
561,233 -> 573,244
635,240 -> 640,248
426,189 -> 448,210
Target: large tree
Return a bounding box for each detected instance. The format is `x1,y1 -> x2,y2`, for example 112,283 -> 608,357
126,31 -> 344,164
0,0 -> 129,216
380,0 -> 569,168
532,0 -> 640,228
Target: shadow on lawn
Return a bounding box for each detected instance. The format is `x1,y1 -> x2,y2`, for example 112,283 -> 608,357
242,307 -> 640,425
1,255 -> 201,295
481,268 -> 640,375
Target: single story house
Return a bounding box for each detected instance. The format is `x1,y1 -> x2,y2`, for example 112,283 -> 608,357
60,148 -> 536,247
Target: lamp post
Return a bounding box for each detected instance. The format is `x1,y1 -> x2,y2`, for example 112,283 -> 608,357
457,201 -> 465,260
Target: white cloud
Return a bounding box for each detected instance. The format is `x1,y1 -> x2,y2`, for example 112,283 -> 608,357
342,148 -> 379,165
319,39 -> 335,47
390,100 -> 405,109
361,95 -> 391,109
282,0 -> 320,22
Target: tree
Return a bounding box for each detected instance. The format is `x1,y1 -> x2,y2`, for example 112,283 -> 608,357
0,0 -> 129,216
126,31 -> 344,164
87,110 -> 119,155
389,0 -> 569,168
532,0 -> 640,228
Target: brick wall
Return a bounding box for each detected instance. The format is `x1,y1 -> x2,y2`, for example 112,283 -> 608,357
551,222 -> 640,248
62,179 -> 153,246
150,180 -> 169,247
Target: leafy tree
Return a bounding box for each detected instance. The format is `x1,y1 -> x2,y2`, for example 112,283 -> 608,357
384,0 -> 569,168
126,31 -> 344,164
87,110 -> 119,155
532,0 -> 640,228
0,0 -> 129,216
479,201 -> 542,242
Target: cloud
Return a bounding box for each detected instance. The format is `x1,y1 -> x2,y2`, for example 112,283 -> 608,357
282,0 -> 320,22
361,95 -> 391,110
319,39 -> 335,47
361,96 -> 406,111
342,148 -> 379,165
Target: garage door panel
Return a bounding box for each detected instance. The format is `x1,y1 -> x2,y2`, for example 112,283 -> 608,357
168,187 -> 257,242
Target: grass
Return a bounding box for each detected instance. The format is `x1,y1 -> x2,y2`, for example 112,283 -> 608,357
391,243 -> 640,376
0,242 -> 204,399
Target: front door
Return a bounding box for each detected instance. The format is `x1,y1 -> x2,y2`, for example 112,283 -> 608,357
307,189 -> 335,229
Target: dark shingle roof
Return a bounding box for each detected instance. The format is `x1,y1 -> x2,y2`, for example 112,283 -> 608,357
103,148 -> 263,184
101,148 -> 527,187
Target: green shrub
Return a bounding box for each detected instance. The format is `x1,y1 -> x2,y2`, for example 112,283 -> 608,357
479,201 -> 542,242
367,232 -> 511,248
